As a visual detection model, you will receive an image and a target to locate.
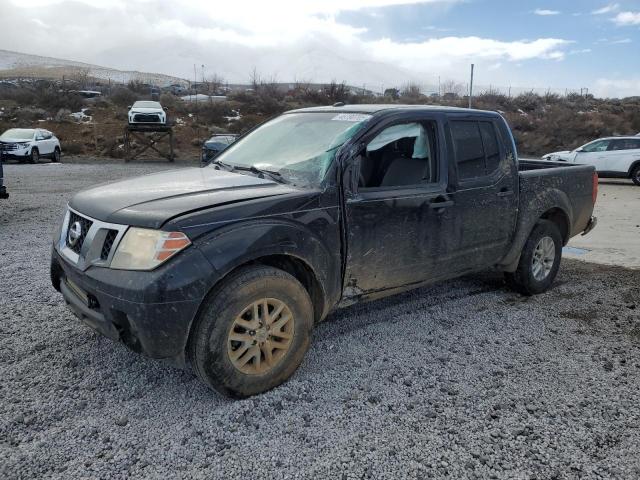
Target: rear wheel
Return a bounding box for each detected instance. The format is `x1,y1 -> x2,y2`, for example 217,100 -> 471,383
631,165 -> 640,186
189,265 -> 314,397
505,219 -> 562,295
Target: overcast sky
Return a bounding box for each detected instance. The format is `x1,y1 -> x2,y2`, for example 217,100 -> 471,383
2,0 -> 640,97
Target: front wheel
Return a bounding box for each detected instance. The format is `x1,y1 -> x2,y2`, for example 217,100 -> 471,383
505,219 -> 562,295
189,265 -> 314,397
29,149 -> 39,164
631,165 -> 640,186
52,148 -> 61,163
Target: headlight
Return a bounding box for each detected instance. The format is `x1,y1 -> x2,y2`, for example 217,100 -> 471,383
110,228 -> 191,271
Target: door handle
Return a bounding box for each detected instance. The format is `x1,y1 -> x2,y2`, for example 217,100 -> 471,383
497,188 -> 514,197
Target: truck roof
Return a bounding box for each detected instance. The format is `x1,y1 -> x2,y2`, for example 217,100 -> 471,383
287,104 -> 500,116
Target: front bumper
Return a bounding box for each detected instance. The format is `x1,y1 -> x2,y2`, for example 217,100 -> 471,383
2,152 -> 29,160
51,245 -> 215,367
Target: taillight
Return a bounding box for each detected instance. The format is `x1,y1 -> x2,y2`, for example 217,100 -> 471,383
592,172 -> 598,204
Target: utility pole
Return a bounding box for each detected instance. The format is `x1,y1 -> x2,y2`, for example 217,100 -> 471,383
468,64 -> 474,109
438,75 -> 441,97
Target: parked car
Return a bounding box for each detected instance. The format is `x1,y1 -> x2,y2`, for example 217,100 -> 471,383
542,136 -> 640,186
201,134 -> 237,164
0,150 -> 8,199
127,101 -> 167,125
51,105 -> 598,397
0,128 -> 61,163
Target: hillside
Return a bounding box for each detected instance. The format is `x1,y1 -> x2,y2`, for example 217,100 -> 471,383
0,49 -> 187,86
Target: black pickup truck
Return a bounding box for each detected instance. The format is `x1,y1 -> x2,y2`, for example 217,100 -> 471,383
51,105 -> 597,397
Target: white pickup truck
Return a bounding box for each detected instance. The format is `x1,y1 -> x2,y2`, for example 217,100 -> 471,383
542,136 -> 640,186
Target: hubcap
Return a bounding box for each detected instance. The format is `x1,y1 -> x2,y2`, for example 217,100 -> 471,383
531,236 -> 556,281
227,298 -> 294,375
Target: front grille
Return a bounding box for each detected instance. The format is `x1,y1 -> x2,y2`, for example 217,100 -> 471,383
66,211 -> 93,254
0,143 -> 18,151
101,230 -> 118,260
133,114 -> 161,123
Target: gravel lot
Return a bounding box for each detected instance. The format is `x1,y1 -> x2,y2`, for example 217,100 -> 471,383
1,162 -> 640,480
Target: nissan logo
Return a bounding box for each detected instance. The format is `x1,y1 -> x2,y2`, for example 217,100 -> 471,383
67,221 -> 83,247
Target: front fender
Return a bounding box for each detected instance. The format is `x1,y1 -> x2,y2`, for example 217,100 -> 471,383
193,218 -> 342,316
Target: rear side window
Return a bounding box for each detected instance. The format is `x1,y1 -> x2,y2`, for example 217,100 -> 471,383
451,120 -> 503,181
479,122 -> 500,173
450,121 -> 485,179
610,139 -> 640,151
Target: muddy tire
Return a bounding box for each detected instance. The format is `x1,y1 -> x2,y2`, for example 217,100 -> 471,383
188,265 -> 314,398
505,219 -> 562,296
631,165 -> 640,186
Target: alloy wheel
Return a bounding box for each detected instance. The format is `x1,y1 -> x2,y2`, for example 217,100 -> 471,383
531,236 -> 556,281
227,298 -> 294,375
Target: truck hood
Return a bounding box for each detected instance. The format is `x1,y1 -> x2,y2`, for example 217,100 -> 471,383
69,167 -> 298,229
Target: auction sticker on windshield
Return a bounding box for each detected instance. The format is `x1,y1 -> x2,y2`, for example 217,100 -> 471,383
331,113 -> 371,122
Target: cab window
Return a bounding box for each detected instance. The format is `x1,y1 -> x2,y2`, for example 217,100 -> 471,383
358,121 -> 438,189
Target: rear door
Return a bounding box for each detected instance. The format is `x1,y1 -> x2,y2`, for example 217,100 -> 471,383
606,138 -> 640,174
445,116 -> 518,270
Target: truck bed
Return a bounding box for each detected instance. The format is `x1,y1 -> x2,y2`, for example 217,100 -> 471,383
497,157 -> 596,270
518,158 -> 595,238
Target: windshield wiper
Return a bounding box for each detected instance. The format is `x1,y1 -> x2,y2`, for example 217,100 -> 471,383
232,165 -> 289,184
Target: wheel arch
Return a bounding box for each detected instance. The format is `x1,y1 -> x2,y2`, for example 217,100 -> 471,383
539,207 -> 570,245
185,252 -> 327,363
628,159 -> 640,177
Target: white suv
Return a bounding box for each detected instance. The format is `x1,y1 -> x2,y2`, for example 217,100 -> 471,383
127,101 -> 167,125
543,136 -> 640,186
0,128 -> 61,163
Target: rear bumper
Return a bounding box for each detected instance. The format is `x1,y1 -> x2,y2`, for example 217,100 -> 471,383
51,246 -> 215,366
582,216 -> 597,236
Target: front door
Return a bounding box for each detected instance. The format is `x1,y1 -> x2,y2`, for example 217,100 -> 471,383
574,139 -> 611,172
343,115 -> 453,297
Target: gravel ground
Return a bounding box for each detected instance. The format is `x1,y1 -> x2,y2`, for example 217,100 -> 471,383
1,162 -> 640,480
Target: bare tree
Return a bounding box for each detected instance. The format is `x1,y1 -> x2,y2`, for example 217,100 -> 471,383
206,74 -> 225,95
325,80 -> 349,103
68,67 -> 91,89
441,79 -> 464,96
400,82 -> 422,98
249,67 -> 261,93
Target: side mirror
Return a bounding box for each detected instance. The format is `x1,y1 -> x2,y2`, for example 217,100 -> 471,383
163,107 -> 168,111
127,105 -> 132,109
